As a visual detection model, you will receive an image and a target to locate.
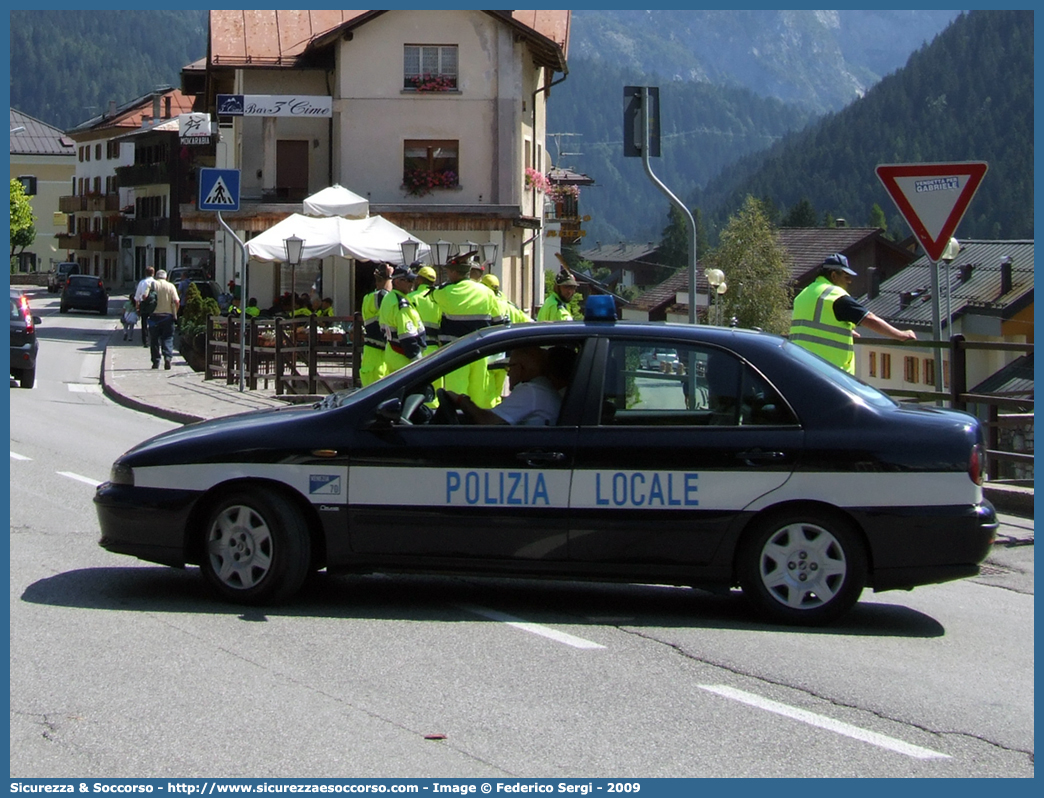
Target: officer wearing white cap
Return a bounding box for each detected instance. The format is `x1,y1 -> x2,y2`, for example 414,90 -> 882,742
790,253 -> 917,374
536,268 -> 578,322
379,265 -> 427,375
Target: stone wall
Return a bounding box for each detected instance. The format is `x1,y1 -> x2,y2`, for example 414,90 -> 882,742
996,413 -> 1034,481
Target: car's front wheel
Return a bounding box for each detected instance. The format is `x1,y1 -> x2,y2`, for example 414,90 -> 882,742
737,509 -> 866,626
200,489 -> 311,605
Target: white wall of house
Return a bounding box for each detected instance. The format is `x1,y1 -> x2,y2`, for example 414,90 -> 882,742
331,10 -> 537,207
235,70 -> 333,201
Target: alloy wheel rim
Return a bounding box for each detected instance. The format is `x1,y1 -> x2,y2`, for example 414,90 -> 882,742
758,522 -> 847,609
207,505 -> 274,589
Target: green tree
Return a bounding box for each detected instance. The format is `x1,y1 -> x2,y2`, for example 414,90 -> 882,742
781,197 -> 818,227
10,179 -> 36,262
868,202 -> 889,235
705,196 -> 793,335
659,205 -> 711,271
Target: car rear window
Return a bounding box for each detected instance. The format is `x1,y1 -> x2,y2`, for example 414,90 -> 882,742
67,275 -> 96,287
781,340 -> 897,409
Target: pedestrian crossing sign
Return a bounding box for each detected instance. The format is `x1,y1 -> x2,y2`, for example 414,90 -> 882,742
199,168 -> 240,212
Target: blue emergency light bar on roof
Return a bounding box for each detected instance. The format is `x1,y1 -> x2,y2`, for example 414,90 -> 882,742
584,294 -> 617,322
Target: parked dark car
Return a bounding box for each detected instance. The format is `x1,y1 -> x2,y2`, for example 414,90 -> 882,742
47,262 -> 80,293
60,274 -> 109,315
10,288 -> 40,388
168,266 -> 208,285
94,311 -> 997,625
178,279 -> 230,315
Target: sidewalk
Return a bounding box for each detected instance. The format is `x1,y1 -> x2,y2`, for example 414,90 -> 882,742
99,328 -> 1033,522
100,329 -> 291,424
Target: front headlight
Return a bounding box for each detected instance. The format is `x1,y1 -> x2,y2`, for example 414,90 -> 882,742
109,462 -> 135,486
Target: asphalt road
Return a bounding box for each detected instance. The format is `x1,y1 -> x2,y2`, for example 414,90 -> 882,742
9,293 -> 1034,778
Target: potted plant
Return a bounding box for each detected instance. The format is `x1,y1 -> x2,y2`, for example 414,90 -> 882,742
177,283 -> 220,372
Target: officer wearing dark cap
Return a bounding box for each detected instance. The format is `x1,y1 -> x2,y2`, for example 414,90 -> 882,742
379,265 -> 427,375
536,268 -> 578,322
790,253 -> 917,374
430,250 -> 500,405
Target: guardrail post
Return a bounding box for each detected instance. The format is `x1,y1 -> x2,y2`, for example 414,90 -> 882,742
950,334 -> 966,411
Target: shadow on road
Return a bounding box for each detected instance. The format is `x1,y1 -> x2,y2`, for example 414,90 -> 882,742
21,566 -> 946,638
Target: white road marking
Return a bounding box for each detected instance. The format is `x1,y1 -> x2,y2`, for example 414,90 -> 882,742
68,384 -> 103,393
459,604 -> 606,649
698,684 -> 950,760
57,471 -> 102,488
10,451 -> 31,461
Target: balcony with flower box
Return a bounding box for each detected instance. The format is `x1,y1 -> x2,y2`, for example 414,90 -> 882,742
56,232 -> 84,250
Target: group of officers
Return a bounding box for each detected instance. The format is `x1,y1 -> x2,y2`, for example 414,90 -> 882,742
359,249 -> 581,412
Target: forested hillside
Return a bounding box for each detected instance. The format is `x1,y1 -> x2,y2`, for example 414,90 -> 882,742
692,10 -> 1034,241
10,10 -> 207,131
546,65 -> 815,245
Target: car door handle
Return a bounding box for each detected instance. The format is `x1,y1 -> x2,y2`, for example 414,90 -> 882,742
516,450 -> 566,466
736,449 -> 786,464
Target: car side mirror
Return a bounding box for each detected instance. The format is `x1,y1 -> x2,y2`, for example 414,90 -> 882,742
374,397 -> 403,423
32,316 -> 41,325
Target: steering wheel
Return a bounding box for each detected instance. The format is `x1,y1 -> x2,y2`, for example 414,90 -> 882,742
435,388 -> 459,425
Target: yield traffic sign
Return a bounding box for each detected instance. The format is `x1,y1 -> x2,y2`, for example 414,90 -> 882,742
875,162 -> 987,261
199,168 -> 241,212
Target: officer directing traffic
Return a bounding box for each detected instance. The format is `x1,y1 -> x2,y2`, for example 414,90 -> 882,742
789,253 -> 916,374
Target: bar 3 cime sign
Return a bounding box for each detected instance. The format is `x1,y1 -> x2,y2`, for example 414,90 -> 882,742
217,94 -> 333,118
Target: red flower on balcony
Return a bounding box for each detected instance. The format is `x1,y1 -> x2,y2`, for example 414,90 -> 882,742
403,168 -> 459,197
408,73 -> 457,92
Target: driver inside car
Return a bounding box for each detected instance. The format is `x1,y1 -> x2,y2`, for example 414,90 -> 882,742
445,345 -> 574,425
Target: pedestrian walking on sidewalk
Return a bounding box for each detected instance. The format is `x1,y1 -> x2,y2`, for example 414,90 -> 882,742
120,294 -> 138,341
148,270 -> 180,370
134,266 -> 157,347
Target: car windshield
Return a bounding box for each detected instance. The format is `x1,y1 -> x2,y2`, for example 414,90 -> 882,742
781,339 -> 897,409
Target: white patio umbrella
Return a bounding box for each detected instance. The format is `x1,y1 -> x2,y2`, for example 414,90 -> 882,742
302,184 -> 369,219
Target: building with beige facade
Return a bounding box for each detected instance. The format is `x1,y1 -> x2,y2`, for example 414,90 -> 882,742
179,9 -> 570,317
9,109 -> 76,272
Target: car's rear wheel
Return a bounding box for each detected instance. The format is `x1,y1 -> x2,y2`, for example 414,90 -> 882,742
99,305 -> 107,316
200,489 -> 311,605
737,509 -> 866,626
59,304 -> 68,314
17,367 -> 35,389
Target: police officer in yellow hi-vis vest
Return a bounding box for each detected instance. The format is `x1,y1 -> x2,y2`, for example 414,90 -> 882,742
359,264 -> 393,386
790,253 -> 917,374
379,265 -> 427,376
537,268 -> 578,321
430,250 -> 500,406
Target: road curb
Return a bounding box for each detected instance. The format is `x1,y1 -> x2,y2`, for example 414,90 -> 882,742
984,483 -> 1034,520
100,331 -> 207,425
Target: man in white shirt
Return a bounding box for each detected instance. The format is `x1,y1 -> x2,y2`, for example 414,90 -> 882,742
133,266 -> 156,348
448,346 -> 563,425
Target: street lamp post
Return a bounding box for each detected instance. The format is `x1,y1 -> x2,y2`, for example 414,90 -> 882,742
705,268 -> 726,326
480,241 -> 499,273
433,239 -> 454,282
399,237 -> 420,267
284,234 -> 304,313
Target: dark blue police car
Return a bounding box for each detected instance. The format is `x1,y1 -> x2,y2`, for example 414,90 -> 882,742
94,310 -> 996,625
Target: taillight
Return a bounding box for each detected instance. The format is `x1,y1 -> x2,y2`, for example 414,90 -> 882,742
19,296 -> 33,333
968,443 -> 986,486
